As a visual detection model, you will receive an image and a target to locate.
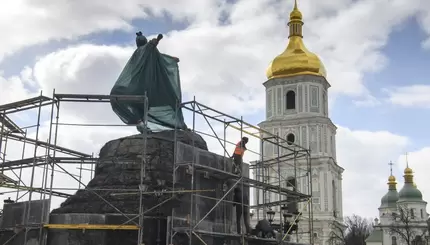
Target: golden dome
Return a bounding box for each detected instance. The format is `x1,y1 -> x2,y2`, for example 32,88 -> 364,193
388,175 -> 396,182
266,0 -> 327,80
404,167 -> 413,175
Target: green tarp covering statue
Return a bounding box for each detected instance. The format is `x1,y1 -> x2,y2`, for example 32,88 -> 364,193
110,32 -> 187,132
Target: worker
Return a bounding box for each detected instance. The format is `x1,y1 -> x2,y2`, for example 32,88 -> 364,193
233,187 -> 251,235
254,219 -> 276,238
232,137 -> 248,174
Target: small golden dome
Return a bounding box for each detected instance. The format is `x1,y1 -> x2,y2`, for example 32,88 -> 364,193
404,167 -> 413,175
290,0 -> 302,20
266,0 -> 326,80
388,175 -> 396,182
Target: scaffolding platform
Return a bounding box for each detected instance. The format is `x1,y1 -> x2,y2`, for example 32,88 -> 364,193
54,93 -> 147,103
0,114 -> 24,134
0,173 -> 18,185
0,183 -> 72,198
0,95 -> 52,114
1,157 -> 46,170
44,224 -> 139,230
178,162 -> 310,201
7,134 -> 91,157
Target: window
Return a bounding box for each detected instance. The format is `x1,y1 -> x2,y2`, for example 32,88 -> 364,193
421,209 -> 424,219
411,208 -> 415,219
286,90 -> 296,109
287,133 -> 295,145
267,90 -> 273,117
286,177 -> 296,190
332,180 -> 337,215
392,236 -> 397,245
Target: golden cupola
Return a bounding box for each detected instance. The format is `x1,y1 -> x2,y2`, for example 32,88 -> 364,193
266,0 -> 327,80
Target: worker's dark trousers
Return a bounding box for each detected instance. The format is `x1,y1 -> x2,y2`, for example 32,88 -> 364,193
233,154 -> 242,173
236,204 -> 251,234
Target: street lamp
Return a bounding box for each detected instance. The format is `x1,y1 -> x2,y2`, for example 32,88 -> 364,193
250,210 -> 254,220
267,208 -> 275,224
281,205 -> 292,223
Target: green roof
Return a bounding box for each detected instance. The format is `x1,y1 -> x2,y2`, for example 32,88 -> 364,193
366,229 -> 383,243
398,183 -> 423,202
380,190 -> 399,208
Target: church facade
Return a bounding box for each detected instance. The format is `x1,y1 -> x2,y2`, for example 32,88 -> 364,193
366,166 -> 429,245
252,1 -> 344,245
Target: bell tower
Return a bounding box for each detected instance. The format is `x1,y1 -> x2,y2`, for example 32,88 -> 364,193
257,1 -> 344,245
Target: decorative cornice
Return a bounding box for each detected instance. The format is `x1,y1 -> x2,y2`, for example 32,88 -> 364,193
259,116 -> 337,130
263,74 -> 331,90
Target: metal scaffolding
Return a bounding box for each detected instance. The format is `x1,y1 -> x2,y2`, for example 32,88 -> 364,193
0,91 -> 148,245
168,99 -> 314,245
0,92 -> 314,245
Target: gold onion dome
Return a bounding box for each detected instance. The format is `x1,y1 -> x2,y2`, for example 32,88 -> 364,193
388,175 -> 396,183
404,167 -> 413,175
266,0 -> 327,79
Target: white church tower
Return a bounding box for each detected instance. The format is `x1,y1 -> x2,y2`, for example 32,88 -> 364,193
255,1 -> 344,245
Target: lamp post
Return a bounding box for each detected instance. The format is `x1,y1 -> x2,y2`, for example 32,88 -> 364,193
267,208 -> 275,224
281,205 -> 291,223
250,210 -> 254,220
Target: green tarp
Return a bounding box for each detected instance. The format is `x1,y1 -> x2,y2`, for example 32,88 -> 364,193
110,34 -> 187,130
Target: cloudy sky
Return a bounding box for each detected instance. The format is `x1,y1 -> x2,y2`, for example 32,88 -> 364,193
1,0 -> 430,220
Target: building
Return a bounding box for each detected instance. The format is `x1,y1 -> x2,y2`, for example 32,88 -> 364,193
366,165 -> 429,245
252,1 -> 344,245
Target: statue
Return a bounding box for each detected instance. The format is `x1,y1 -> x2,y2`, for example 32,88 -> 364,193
135,31 -> 148,47
110,31 -> 187,132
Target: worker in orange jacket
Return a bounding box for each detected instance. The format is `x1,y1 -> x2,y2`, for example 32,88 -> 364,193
232,137 -> 248,174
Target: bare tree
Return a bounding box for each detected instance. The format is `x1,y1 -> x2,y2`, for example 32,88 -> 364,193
388,205 -> 428,245
327,215 -> 373,245
328,220 -> 347,245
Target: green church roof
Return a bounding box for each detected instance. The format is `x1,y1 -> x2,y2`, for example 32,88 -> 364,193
398,183 -> 423,202
380,189 -> 399,208
366,229 -> 383,243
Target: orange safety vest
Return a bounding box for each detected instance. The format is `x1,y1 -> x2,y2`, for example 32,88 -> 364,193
233,141 -> 246,157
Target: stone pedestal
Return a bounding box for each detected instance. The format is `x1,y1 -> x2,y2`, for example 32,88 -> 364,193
48,130 -> 249,245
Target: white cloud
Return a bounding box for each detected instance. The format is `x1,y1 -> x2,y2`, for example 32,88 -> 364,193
0,72 -> 34,105
417,0 -> 430,50
385,85 -> 430,107
353,94 -> 382,107
336,126 -> 410,218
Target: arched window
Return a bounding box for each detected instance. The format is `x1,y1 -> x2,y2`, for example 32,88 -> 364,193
286,90 -> 296,110
287,133 -> 295,145
421,209 -> 424,218
392,236 -> 397,245
332,180 -> 337,217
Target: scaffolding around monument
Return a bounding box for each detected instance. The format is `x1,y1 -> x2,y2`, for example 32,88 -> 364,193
0,91 -> 314,245
168,99 -> 314,245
